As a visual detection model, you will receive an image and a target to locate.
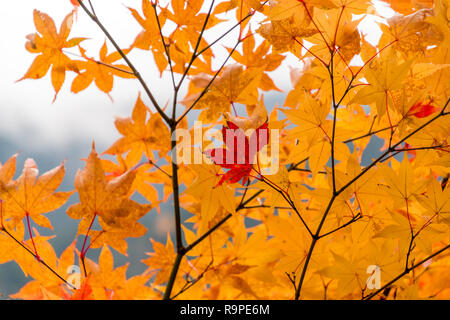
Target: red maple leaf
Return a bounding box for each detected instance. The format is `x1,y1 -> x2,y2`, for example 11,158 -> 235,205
206,121 -> 269,186
407,101 -> 439,118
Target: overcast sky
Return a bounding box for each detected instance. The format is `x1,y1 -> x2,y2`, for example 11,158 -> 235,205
0,0 -> 394,154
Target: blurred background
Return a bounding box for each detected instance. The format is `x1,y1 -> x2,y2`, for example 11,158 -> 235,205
0,0 -> 393,298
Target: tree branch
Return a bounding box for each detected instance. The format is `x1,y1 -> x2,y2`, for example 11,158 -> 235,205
294,98 -> 450,299
77,0 -> 171,124
363,244 -> 450,300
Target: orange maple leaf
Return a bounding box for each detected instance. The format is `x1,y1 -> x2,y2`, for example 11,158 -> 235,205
104,95 -> 171,165
19,10 -> 86,101
71,41 -> 134,97
0,159 -> 72,260
67,144 -> 152,256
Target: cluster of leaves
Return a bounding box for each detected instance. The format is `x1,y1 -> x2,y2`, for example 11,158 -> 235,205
1,0 -> 449,300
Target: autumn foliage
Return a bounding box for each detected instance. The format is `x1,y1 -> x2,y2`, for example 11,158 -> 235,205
1,0 -> 450,300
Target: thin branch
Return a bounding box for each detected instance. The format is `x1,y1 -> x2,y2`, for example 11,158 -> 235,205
338,99 -> 450,196
175,0 -> 216,91
293,37 -> 328,67
354,39 -> 398,79
394,145 -> 447,153
332,6 -> 345,49
286,272 -> 297,292
184,188 -> 266,255
260,177 -> 314,237
343,125 -> 393,144
152,2 -> 176,91
170,260 -> 213,300
294,98 -> 450,300
176,39 -> 241,125
148,159 -> 172,179
62,50 -> 135,75
238,180 -> 251,208
329,57 -> 338,195
241,205 -> 293,210
318,212 -> 362,239
238,189 -> 265,210
184,213 -> 233,254
77,0 -> 171,124
79,212 -> 97,277
291,168 -> 327,174
194,2 -> 268,58
87,0 -> 97,17
288,157 -> 309,171
299,0 -> 332,52
363,244 -> 450,300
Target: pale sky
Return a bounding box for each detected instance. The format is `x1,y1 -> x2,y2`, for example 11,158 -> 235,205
0,0 -> 394,153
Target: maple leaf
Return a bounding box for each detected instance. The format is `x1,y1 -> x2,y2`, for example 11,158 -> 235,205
264,214 -> 310,273
205,120 -> 269,186
19,10 -> 86,101
380,0 -> 434,15
8,228 -> 67,297
87,246 -> 129,299
166,0 -> 219,30
129,0 -> 169,75
227,29 -> 285,91
0,158 -> 72,239
407,101 -> 440,118
71,42 -> 134,96
113,273 -> 159,300
257,18 -> 317,57
65,281 -> 94,300
350,50 -> 413,120
0,154 -> 17,186
161,0 -> 222,73
378,156 -> 426,208
0,229 -> 22,265
184,164 -> 236,227
306,8 -> 363,63
182,64 -> 262,122
379,8 -> 442,56
415,177 -> 450,226
427,0 -> 450,49
319,251 -> 367,297
283,92 -> 346,176
101,154 -> 167,213
104,95 -> 171,165
142,235 -> 189,286
11,241 -> 79,300
67,144 -> 152,255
